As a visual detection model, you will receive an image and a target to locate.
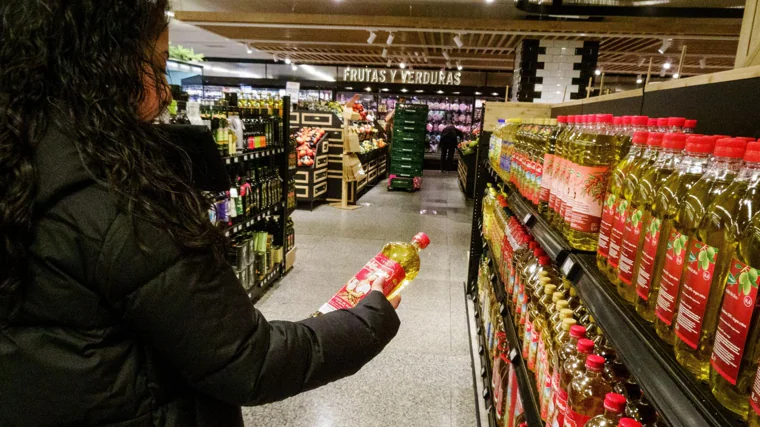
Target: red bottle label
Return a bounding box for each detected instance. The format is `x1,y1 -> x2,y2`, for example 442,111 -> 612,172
553,386 -> 568,427
564,407 -> 592,427
618,207 -> 645,285
751,364 -> 760,416
637,216 -> 663,300
541,153 -> 554,203
570,165 -> 610,233
675,239 -> 719,349
710,258 -> 760,385
317,252 -> 405,314
597,194 -> 617,259
656,228 -> 688,325
607,200 -> 629,269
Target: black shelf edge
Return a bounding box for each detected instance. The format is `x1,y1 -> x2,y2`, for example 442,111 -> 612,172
567,253 -> 742,427
224,202 -> 285,238
472,283 -> 497,425
223,147 -> 285,164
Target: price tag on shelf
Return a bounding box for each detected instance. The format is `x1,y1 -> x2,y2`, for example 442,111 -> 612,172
482,388 -> 490,399
561,257 -> 575,277
233,157 -> 239,163
523,213 -> 533,225
480,366 -> 487,377
225,158 -> 230,165
478,345 -> 485,355
509,348 -> 519,362
500,303 -> 507,316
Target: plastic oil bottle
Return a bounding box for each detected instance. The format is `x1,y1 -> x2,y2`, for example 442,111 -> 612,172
539,117 -> 563,217
557,115 -> 585,233
529,283 -> 557,373
549,325 -> 587,426
607,132 -> 664,285
564,115 -> 595,237
634,136 -> 715,323
597,131 -> 650,281
565,350 -> 612,426
550,116 -> 576,228
617,133 -> 688,303
567,114 -> 616,251
584,392 -> 628,427
708,142 -> 760,418
673,138 -> 747,379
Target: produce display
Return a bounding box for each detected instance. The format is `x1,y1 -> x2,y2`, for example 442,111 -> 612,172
293,127 -> 326,168
360,138 -> 386,154
458,137 -> 479,156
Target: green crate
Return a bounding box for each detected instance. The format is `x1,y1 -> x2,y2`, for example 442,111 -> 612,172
388,177 -> 415,190
391,145 -> 424,156
394,115 -> 427,126
390,163 -> 423,176
392,125 -> 426,139
391,151 -> 424,164
392,136 -> 425,147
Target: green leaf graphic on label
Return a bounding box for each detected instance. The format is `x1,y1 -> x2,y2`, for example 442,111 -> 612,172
680,235 -> 689,247
740,272 -> 752,295
706,247 -> 716,261
605,194 -> 616,209
749,268 -> 758,285
728,272 -> 737,285
698,250 -> 709,270
617,200 -> 628,215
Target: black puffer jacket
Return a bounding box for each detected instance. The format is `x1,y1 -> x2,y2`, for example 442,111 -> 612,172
0,124 -> 400,427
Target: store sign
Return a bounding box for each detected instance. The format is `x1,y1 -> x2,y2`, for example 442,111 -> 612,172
342,68 -> 462,86
285,81 -> 300,103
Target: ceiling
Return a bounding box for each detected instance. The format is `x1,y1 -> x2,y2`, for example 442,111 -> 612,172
170,1 -> 743,77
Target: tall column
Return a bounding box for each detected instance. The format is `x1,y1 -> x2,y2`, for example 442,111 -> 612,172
512,39 -> 599,103
735,0 -> 760,68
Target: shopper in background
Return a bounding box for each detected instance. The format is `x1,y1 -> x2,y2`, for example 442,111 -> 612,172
440,122 -> 464,172
0,2 -> 400,427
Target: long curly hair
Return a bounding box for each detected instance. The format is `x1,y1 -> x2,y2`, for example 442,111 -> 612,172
0,1 -> 226,305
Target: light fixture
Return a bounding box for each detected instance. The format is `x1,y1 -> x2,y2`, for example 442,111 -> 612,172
415,89 -> 424,93
399,62 -> 406,69
636,74 -> 643,84
345,87 -> 353,90
291,64 -> 298,71
700,57 -> 707,69
475,91 -> 482,95
301,64 -> 336,82
437,90 -> 444,94
456,61 -> 463,71
381,88 -> 389,92
401,88 -> 408,93
672,73 -> 679,79
381,48 -> 388,58
638,57 -> 646,67
491,92 -> 499,96
662,60 -> 672,70
386,32 -> 395,46
594,68 -> 601,76
284,57 -> 292,65
346,65 -> 351,71
386,59 -> 392,67
367,31 -> 377,45
486,0 -> 494,3
442,50 -> 450,60
658,38 -> 672,55
165,11 -> 175,18
273,53 -> 279,62
453,91 -> 460,95
446,61 -> 452,69
246,44 -> 253,54
365,86 -> 372,92
453,34 -> 464,49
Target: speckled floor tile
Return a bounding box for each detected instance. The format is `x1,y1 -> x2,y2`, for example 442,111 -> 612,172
246,171 -> 475,427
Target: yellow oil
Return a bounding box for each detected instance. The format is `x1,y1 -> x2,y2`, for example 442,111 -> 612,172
617,140 -> 683,303
567,117 -> 616,251
673,155 -> 743,379
540,119 -> 563,218
554,118 -> 583,232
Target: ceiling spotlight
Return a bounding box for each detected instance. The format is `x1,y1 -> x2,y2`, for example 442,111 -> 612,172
437,90 -> 444,94
491,92 -> 499,96
345,87 -> 353,90
638,57 -> 646,67
387,59 -> 392,67
594,68 -> 601,76
415,89 -> 424,93
442,50 -> 451,60
446,61 -> 452,69
401,88 -> 408,93
658,38 -> 672,55
662,60 -> 672,70
386,32 -> 395,46
700,57 -> 707,69
381,88 -> 389,92
453,34 -> 464,49
381,48 -> 388,58
365,86 -> 372,92
246,45 -> 253,54
486,0 -> 494,3
399,62 -> 406,69
672,73 -> 679,79
636,74 -> 643,84
475,91 -> 482,95
659,69 -> 666,77
284,57 -> 292,65
273,53 -> 279,62
367,31 -> 377,45
291,64 -> 298,71
456,61 -> 463,70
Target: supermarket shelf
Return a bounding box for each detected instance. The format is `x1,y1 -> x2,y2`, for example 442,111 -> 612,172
223,147 -> 286,165
248,263 -> 284,302
470,282 -> 499,427
224,202 -> 284,238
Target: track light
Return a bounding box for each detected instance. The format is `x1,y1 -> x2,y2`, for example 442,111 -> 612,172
381,48 -> 388,58
456,61 -> 463,71
662,60 -> 671,70
291,64 -> 298,71
658,38 -> 672,55
387,59 -> 392,67
273,53 -> 279,62
672,73 -> 679,79
442,50 -> 450,60
638,57 -> 646,67
636,74 -> 643,84
453,34 -> 464,49
284,57 -> 292,65
594,68 -> 601,76
399,62 -> 406,69
700,57 -> 707,69
446,61 -> 452,69
246,44 -> 253,54
386,32 -> 395,46
367,31 -> 377,45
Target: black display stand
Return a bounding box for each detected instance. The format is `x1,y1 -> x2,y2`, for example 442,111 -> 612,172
457,150 -> 477,199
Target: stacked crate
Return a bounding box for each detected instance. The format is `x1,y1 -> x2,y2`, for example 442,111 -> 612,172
389,104 -> 428,191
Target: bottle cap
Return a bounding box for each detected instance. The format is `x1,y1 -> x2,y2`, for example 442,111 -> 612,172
713,138 -> 747,158
560,308 -> 574,318
683,119 -> 697,129
623,116 -> 633,125
553,293 -> 566,303
570,324 -> 587,338
544,284 -> 557,295
744,142 -> 760,162
528,241 -> 539,250
557,115 -> 568,123
685,136 -> 717,153
646,132 -> 664,147
533,248 -> 545,257
597,114 -> 613,124
662,132 -> 688,150
618,419 -> 643,427
667,117 -> 685,127
647,118 -> 657,127
586,354 -> 606,370
657,118 -> 668,127
604,393 -> 628,413
737,136 -> 756,141
632,131 -> 649,145
538,256 -> 551,266
578,338 -> 595,354
613,117 -> 622,125
632,116 -> 649,126
561,318 -> 577,330
412,233 -> 430,249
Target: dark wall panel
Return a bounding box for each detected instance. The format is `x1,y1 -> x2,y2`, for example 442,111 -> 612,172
551,104 -> 583,117
583,96 -> 643,116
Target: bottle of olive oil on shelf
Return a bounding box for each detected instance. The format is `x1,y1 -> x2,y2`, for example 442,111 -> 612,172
556,116 -> 584,233
566,114 -> 616,251
540,117 -> 565,217
709,142 -> 760,419
634,137 -> 714,323
550,116 -> 575,228
673,139 -> 747,379
649,137 -> 716,341
617,133 -> 687,303
597,131 -> 649,283
607,132 -> 663,285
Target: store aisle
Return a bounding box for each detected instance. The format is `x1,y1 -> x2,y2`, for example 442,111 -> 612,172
243,171 -> 476,427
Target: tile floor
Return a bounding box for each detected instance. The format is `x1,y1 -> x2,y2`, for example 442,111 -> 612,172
243,171 -> 477,427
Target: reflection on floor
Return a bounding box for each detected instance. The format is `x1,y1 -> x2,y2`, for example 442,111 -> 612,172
243,171 -> 476,427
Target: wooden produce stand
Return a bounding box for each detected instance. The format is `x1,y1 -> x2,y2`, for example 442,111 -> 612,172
290,110 -> 333,210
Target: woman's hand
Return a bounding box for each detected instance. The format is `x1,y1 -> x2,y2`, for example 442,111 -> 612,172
370,276 -> 401,309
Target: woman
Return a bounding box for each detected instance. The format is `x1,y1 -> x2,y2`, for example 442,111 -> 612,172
0,2 -> 400,426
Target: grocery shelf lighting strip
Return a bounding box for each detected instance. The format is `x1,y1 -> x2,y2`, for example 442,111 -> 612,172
299,64 -> 336,82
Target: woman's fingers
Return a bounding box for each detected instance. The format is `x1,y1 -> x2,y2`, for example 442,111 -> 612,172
369,276 -> 401,310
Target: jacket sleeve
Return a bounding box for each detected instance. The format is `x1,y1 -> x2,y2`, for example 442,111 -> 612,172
94,213 -> 400,406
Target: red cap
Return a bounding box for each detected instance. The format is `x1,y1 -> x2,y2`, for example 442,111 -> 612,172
570,325 -> 587,338
529,241 -> 539,250
623,116 -> 633,125
647,118 -> 657,127
657,118 -> 668,127
632,131 -> 649,145
597,114 -> 613,124
539,256 -> 551,266
713,138 -> 747,158
567,115 -> 576,123
632,116 -> 649,126
685,136 -> 717,153
667,117 -> 685,127
646,132 -> 664,147
662,133 -> 688,150
578,338 -> 595,354
737,137 -> 756,141
744,142 -> 760,162
684,119 -> 697,129
604,393 -> 627,413
618,419 -> 643,427
586,354 -> 606,371
496,332 -> 507,340
557,115 -> 568,123
587,115 -> 597,124
613,117 -> 622,125
412,232 -> 430,249
533,248 -> 545,257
